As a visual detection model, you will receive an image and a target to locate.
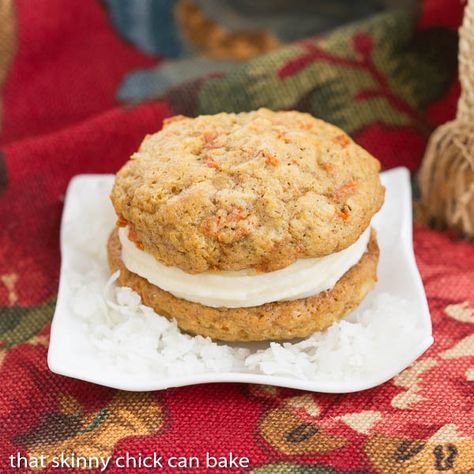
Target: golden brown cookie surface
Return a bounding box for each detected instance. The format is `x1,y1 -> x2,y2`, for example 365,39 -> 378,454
111,109 -> 384,273
107,228 -> 379,342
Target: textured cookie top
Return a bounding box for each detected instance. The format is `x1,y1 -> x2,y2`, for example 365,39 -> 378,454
111,109 -> 384,273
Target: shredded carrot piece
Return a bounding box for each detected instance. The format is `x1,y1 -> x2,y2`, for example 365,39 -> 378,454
206,156 -> 220,170
321,162 -> 334,172
336,208 -> 350,220
329,180 -> 357,200
200,207 -> 249,243
332,134 -> 351,147
261,150 -> 280,166
298,121 -> 312,130
127,226 -> 145,250
116,214 -> 127,227
203,130 -> 219,143
128,227 -> 138,241
228,208 -> 245,221
276,131 -> 291,143
333,180 -> 356,198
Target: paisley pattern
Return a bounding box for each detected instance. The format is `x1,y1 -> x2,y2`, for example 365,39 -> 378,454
0,1 -> 472,472
14,392 -> 164,465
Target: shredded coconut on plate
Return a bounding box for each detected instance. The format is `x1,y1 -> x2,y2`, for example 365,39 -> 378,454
69,264 -> 425,382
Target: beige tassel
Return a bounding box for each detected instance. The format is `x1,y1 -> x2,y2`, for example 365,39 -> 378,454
419,0 -> 474,238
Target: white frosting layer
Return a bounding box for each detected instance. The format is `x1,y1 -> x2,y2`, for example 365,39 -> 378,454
118,226 -> 371,308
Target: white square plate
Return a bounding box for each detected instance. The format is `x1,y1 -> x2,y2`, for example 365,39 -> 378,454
48,167 -> 432,393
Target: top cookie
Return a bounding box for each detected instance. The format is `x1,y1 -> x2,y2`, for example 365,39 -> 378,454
111,109 -> 384,273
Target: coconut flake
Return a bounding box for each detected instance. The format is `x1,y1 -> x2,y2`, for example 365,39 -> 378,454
68,264 -> 423,381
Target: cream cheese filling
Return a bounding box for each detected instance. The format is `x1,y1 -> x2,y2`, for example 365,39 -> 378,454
118,226 -> 371,308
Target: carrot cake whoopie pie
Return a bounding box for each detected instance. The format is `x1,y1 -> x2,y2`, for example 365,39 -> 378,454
108,109 -> 384,342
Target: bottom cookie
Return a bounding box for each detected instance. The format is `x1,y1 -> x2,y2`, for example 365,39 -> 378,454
107,228 -> 379,342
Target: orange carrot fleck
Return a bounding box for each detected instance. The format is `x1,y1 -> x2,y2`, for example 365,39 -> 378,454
116,214 -> 127,227
336,208 -> 350,220
298,121 -> 312,130
321,162 -> 334,172
203,130 -> 219,143
261,150 -> 280,166
276,131 -> 291,144
128,226 -> 138,241
206,156 -> 220,170
333,180 -> 356,198
228,208 -> 245,221
200,207 -> 249,243
332,134 -> 351,147
128,226 -> 145,250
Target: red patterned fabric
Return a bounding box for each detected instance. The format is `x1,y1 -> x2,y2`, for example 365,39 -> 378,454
1,1 -> 473,473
